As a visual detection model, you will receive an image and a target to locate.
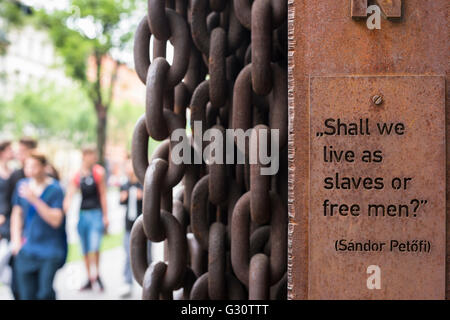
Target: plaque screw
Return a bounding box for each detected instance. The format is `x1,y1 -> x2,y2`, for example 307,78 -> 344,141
372,95 -> 383,106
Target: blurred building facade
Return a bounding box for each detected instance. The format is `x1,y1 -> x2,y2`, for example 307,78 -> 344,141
87,55 -> 145,107
0,23 -> 71,99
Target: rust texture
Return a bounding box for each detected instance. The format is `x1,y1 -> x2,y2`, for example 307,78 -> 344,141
309,76 -> 445,299
374,0 -> 402,18
352,1 -> 402,19
288,0 -> 449,300
351,0 -> 368,18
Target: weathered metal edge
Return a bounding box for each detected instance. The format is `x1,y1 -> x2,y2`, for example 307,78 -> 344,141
303,74 -> 446,79
287,0 -> 297,300
445,76 -> 449,300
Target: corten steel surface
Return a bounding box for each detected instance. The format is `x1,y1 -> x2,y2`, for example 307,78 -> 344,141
287,0 -> 449,299
351,0 -> 402,19
309,76 -> 445,299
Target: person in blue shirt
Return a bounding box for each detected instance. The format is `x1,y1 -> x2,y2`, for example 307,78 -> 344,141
10,152 -> 67,300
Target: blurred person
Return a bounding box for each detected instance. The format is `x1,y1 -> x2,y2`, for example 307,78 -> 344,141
45,163 -> 60,181
9,138 -> 38,191
6,137 -> 37,299
64,146 -> 109,291
118,158 -> 143,297
0,141 -> 14,287
0,141 -> 14,241
10,152 -> 67,300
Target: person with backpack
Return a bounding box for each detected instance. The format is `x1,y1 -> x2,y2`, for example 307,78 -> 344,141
118,158 -> 144,297
10,152 -> 67,300
64,146 -> 109,291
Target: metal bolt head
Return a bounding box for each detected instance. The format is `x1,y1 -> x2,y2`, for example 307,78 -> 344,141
372,95 -> 383,105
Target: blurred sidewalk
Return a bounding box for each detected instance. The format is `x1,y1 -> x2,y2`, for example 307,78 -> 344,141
54,246 -> 142,300
0,247 -> 141,300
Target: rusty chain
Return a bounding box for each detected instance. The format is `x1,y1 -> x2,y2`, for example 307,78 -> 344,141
131,0 -> 288,300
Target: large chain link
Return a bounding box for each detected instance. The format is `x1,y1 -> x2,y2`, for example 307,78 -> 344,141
130,0 -> 288,300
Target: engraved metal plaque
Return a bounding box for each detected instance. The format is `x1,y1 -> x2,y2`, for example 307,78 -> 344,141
308,76 -> 445,299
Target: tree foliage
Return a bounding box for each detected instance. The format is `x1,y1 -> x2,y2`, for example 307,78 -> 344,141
0,0 -> 29,28
0,0 -> 30,55
108,100 -> 153,151
34,0 -> 139,164
0,82 -> 97,146
0,81 -> 145,150
38,0 -> 137,85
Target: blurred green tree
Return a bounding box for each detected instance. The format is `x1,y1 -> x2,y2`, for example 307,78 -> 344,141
108,101 -> 159,155
36,0 -> 139,165
0,0 -> 27,81
1,83 -> 97,146
0,81 -> 148,156
0,0 -> 28,30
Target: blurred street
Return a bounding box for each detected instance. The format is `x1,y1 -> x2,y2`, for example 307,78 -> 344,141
0,188 -> 163,300
0,247 -> 141,300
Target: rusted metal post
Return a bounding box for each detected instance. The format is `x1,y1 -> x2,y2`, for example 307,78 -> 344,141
288,0 -> 448,299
